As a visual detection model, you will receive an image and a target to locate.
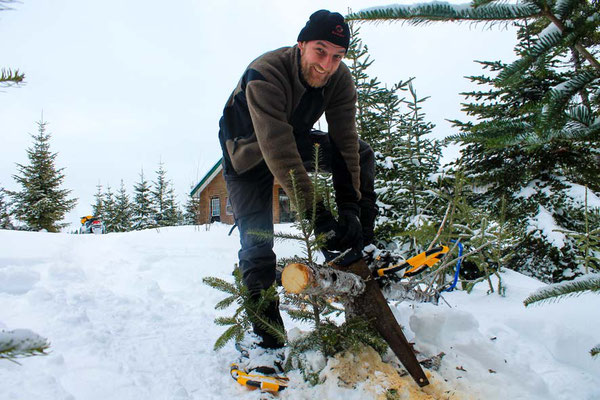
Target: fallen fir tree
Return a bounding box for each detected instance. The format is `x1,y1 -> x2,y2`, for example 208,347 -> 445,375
203,146 -> 442,389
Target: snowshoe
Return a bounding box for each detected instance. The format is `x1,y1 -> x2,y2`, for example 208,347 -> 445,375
230,363 -> 288,393
231,336 -> 287,393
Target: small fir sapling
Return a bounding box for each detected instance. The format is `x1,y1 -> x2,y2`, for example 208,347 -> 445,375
203,267 -> 285,350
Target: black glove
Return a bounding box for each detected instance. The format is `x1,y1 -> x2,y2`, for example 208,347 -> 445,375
313,203 -> 340,250
337,205 -> 363,252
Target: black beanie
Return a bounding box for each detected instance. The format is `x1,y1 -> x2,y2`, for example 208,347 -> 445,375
297,10 -> 350,51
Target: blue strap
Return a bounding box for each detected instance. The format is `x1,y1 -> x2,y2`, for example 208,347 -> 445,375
442,241 -> 463,292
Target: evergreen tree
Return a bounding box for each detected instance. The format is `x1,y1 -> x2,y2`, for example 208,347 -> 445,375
345,27 -> 442,249
375,82 -> 443,249
162,183 -> 180,227
132,169 -> 155,230
92,183 -> 104,219
347,1 -> 600,282
183,195 -> 201,225
345,23 -> 388,145
0,186 -> 13,229
102,185 -> 116,233
113,180 -> 132,232
10,120 -> 77,232
151,162 -> 178,227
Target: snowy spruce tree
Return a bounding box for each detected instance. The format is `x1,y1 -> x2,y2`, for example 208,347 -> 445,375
183,195 -> 201,225
0,186 -> 13,229
375,82 -> 442,250
132,169 -> 156,230
151,162 -> 180,227
92,183 -> 104,219
102,185 -> 117,233
162,183 -> 181,227
10,120 -> 77,232
345,26 -> 442,249
347,1 -> 600,282
112,180 -> 133,232
345,23 -> 388,146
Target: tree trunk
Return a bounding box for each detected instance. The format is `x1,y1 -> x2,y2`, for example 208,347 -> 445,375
281,262 -> 365,297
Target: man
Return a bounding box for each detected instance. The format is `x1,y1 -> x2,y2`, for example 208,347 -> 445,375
218,10 -> 377,358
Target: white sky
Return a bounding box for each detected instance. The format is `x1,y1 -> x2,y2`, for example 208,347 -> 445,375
0,0 -> 518,230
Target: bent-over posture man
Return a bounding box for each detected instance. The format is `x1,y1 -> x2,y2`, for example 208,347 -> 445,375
218,10 -> 377,359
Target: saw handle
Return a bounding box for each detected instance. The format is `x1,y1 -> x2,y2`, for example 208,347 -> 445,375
375,246 -> 449,278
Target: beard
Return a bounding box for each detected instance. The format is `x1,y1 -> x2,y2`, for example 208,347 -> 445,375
300,58 -> 332,88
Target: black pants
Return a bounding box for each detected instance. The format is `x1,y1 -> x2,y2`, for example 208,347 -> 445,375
224,131 -> 377,295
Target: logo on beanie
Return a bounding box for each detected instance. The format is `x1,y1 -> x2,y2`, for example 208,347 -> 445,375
331,24 -> 345,38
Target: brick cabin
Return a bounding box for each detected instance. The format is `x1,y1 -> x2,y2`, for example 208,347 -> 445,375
190,159 -> 295,225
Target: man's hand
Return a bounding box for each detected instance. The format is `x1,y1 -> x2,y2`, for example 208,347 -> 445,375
337,207 -> 363,252
313,203 -> 363,252
313,203 -> 340,250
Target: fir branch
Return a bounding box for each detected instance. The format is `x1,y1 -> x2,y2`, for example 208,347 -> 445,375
213,325 -> 243,351
553,0 -> 578,20
246,296 -> 287,346
214,316 -> 237,326
592,344 -> 600,358
497,29 -> 563,86
0,329 -> 50,364
284,309 -> 316,323
202,277 -> 237,296
0,68 -> 25,87
214,296 -> 237,310
523,274 -> 600,306
272,232 -> 307,242
566,105 -> 596,127
346,3 -> 541,25
541,71 -> 600,128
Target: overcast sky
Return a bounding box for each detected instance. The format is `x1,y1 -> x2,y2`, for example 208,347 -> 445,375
0,0 -> 518,230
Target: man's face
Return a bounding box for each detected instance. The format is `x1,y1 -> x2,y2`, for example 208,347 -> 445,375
298,40 -> 346,88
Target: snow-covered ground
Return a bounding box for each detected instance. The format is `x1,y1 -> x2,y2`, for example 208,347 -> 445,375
1,225 -> 599,399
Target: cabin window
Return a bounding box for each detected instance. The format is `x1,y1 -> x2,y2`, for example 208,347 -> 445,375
210,197 -> 221,218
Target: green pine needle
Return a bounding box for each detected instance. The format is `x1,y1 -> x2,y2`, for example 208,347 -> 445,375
346,3 -> 540,25
214,316 -> 237,326
202,277 -> 237,295
215,295 -> 238,310
0,68 -> 25,87
213,325 -> 243,351
591,344 -> 600,358
524,275 -> 600,306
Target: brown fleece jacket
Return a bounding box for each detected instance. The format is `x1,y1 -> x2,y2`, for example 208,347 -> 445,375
222,45 -> 360,208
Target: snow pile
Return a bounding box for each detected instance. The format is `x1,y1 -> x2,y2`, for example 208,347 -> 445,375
0,226 -> 599,399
